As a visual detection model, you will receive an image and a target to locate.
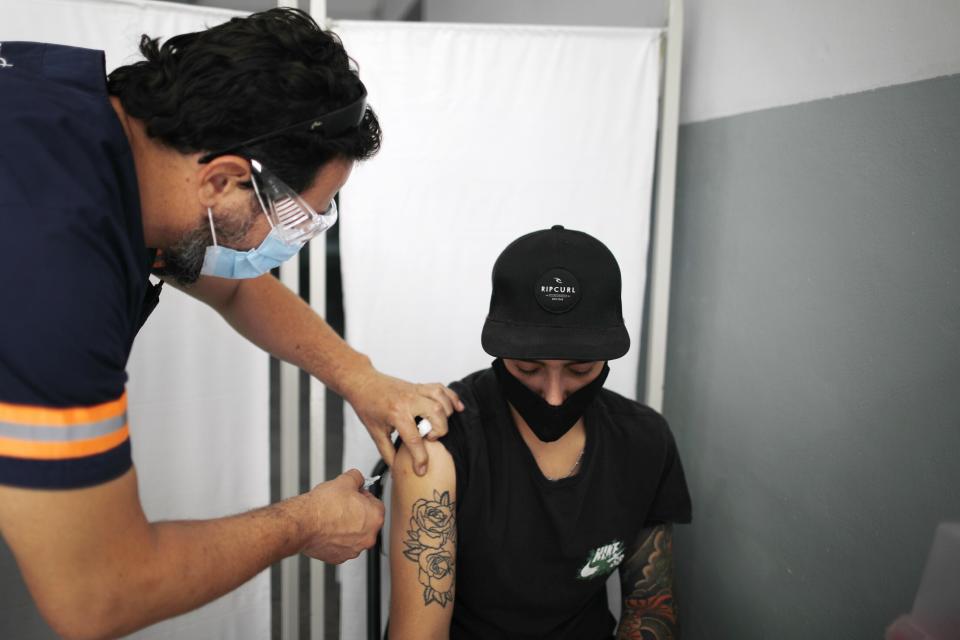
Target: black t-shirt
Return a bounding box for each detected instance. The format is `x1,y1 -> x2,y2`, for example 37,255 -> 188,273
440,368 -> 692,640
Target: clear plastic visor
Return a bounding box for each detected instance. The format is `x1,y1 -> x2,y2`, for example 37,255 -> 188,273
249,159 -> 338,245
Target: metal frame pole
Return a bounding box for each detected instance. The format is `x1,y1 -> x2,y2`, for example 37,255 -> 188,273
307,253 -> 328,640
276,2 -> 335,636
274,4 -> 303,640
276,4 -> 329,638
278,265 -> 300,640
644,0 -> 684,412
305,7 -> 329,640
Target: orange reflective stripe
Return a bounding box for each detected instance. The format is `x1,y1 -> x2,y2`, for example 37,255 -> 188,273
0,393 -> 126,427
0,424 -> 129,460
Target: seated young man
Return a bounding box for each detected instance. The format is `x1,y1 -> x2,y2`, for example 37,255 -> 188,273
389,226 -> 692,639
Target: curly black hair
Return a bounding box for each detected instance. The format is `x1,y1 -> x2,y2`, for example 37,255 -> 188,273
107,7 -> 381,193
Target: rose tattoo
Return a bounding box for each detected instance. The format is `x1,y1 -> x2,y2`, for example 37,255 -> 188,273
402,490 -> 456,606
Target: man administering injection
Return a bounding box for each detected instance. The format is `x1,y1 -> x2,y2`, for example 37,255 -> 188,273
0,9 -> 461,639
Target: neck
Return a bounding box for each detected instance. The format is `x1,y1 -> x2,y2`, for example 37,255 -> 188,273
109,96 -> 193,249
509,404 -> 586,479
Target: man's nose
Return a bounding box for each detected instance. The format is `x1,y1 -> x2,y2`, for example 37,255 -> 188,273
543,379 -> 565,406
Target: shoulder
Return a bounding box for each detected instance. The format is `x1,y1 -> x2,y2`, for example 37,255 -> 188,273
0,45 -> 138,488
595,393 -> 692,525
594,390 -> 680,460
445,368 -> 500,431
1,42 -> 134,212
442,368 -> 501,450
448,368 -> 496,414
1,41 -> 115,133
434,368 -> 502,493
597,389 -> 671,434
0,46 -> 145,408
0,42 -> 109,110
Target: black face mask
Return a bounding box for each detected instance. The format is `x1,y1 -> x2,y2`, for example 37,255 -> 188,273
491,358 -> 610,442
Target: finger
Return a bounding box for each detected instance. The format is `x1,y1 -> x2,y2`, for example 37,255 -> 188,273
443,386 -> 465,412
342,468 -> 364,490
374,432 -> 396,467
410,397 -> 447,437
361,491 -> 384,512
423,384 -> 455,416
369,495 -> 386,517
395,419 -> 428,476
416,413 -> 443,441
416,416 -> 439,442
420,410 -> 449,439
417,418 -> 434,438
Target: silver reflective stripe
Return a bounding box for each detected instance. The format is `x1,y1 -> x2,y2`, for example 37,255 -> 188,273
0,413 -> 126,442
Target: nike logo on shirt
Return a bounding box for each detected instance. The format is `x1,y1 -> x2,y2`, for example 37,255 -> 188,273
577,540 -> 625,580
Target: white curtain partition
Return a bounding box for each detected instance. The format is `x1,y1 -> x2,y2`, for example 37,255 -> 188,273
0,2 -> 271,639
335,21 -> 662,638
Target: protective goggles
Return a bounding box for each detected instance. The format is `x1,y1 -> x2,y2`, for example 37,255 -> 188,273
249,158 -> 338,245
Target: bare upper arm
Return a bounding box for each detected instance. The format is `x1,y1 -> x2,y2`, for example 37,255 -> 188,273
0,468 -> 153,635
388,439 -> 457,640
616,523 -> 678,639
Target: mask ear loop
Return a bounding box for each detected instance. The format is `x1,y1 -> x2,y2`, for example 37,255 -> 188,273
207,207 -> 219,247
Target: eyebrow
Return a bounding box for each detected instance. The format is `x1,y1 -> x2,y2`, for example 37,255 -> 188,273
517,359 -> 593,366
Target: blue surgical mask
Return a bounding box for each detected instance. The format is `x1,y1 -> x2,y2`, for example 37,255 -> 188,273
200,207 -> 304,279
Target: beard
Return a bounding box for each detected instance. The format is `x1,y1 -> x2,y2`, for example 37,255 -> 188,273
156,200 -> 259,286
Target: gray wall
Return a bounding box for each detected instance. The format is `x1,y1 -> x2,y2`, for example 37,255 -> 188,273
0,543 -> 56,637
666,73 -> 960,639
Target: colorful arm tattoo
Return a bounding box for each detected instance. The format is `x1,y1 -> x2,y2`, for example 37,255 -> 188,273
617,524 -> 679,640
401,490 -> 457,607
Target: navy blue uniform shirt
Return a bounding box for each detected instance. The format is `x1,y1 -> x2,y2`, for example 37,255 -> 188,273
0,42 -> 152,488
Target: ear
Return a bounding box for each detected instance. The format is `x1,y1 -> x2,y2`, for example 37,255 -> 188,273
196,155 -> 253,208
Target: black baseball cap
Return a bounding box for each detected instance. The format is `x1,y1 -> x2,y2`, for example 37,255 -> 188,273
481,225 -> 630,361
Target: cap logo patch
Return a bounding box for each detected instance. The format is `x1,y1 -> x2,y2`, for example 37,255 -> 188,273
535,268 -> 581,314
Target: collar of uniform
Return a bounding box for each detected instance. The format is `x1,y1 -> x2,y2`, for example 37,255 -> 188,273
2,42 -> 107,95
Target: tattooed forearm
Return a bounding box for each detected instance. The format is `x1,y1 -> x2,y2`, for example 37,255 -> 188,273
617,524 -> 678,640
401,490 -> 456,607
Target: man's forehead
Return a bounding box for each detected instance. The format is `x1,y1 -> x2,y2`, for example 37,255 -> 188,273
301,158 -> 353,210
300,181 -> 335,212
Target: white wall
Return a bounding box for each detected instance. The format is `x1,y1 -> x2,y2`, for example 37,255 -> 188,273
424,0 -> 665,29
425,0 -> 960,123
680,0 -> 960,122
